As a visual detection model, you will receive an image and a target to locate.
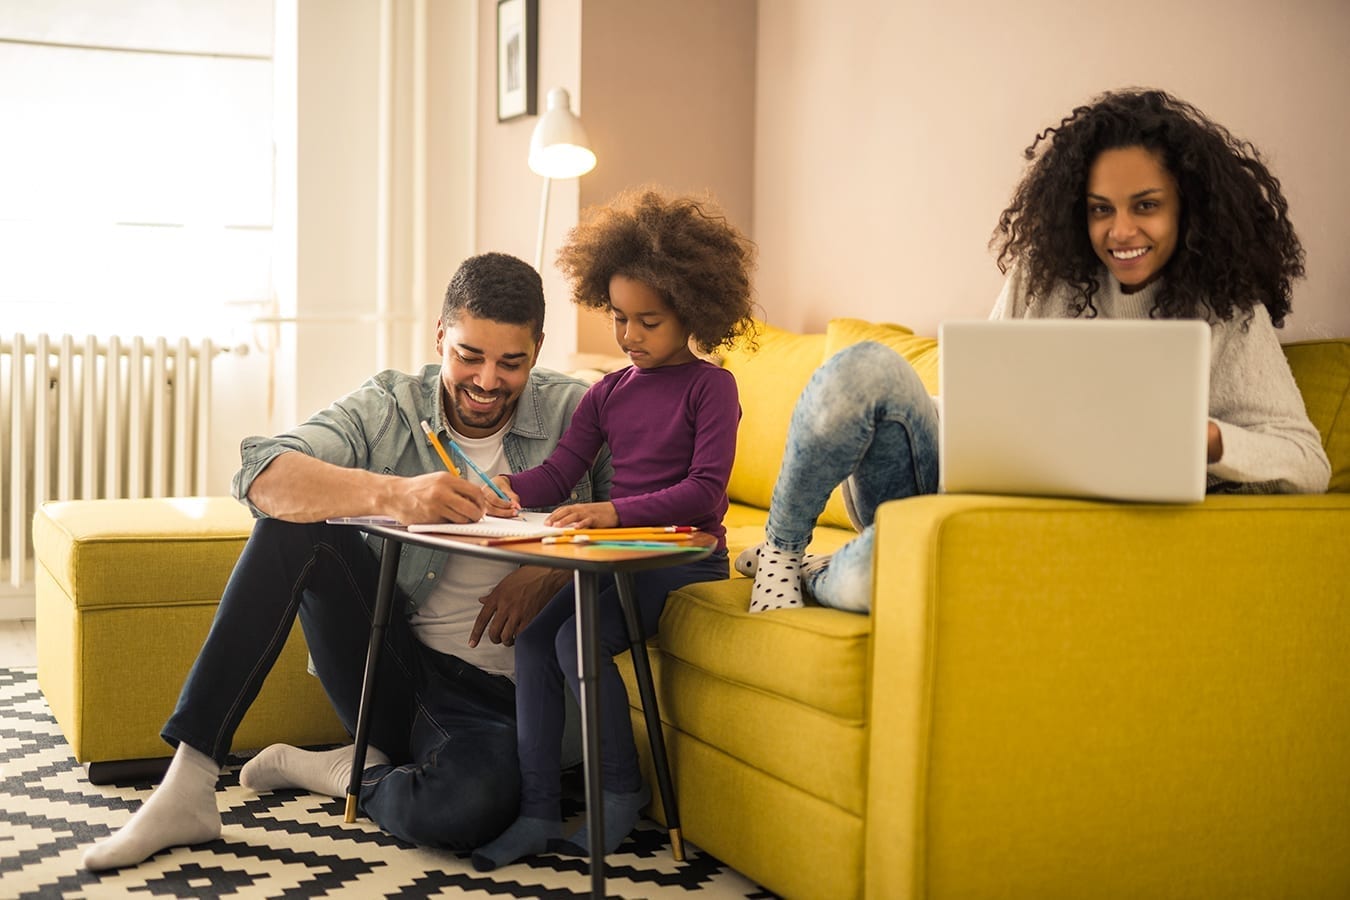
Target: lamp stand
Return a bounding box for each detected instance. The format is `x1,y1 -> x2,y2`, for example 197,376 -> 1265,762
534,175 -> 553,272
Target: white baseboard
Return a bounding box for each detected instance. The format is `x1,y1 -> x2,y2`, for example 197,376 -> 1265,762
0,585 -> 36,622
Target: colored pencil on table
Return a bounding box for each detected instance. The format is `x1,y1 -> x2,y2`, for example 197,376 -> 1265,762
564,526 -> 697,537
542,532 -> 692,545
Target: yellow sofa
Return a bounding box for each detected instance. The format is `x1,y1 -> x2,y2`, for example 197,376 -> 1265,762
619,320 -> 1350,900
32,321 -> 1350,898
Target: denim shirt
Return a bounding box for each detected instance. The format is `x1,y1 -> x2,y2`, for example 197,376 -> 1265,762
232,365 -> 614,608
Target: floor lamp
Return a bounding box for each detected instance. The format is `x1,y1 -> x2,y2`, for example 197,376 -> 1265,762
529,87 -> 597,271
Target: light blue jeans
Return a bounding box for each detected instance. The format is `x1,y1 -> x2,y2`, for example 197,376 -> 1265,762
765,341 -> 940,612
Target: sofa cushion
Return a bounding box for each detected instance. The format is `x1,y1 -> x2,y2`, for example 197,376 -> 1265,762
721,322 -> 826,510
824,317 -> 941,395
1283,339 -> 1350,493
655,577 -> 873,815
33,497 -> 255,608
660,578 -> 871,721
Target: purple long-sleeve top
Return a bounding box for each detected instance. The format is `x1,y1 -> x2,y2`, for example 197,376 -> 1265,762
508,360 -> 739,550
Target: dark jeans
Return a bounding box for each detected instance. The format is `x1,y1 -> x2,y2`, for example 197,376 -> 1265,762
162,518 -> 519,849
512,551 -> 728,820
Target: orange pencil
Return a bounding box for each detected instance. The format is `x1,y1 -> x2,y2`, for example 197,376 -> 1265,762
419,420 -> 461,476
542,533 -> 692,545
564,526 -> 697,537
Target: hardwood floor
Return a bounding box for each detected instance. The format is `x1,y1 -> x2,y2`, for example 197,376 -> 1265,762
0,618 -> 37,668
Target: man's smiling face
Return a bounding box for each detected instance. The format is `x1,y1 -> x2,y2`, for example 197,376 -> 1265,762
436,312 -> 542,438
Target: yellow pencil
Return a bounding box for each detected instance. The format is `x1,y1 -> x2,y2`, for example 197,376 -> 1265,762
542,532 -> 693,544
565,526 -> 698,537
419,420 -> 461,477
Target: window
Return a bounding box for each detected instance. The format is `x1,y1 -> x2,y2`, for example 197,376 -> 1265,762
0,1 -> 274,340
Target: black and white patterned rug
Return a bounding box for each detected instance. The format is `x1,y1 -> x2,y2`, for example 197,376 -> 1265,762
0,669 -> 776,899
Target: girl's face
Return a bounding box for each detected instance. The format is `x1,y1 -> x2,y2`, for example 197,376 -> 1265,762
1086,145 -> 1181,294
608,274 -> 696,370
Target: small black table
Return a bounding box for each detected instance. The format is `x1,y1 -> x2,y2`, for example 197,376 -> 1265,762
342,523 -> 714,899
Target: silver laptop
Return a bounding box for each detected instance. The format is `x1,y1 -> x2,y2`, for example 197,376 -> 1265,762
939,319 -> 1210,504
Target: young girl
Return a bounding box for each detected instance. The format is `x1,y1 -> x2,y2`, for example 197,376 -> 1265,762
471,188 -> 757,870
742,87 -> 1331,615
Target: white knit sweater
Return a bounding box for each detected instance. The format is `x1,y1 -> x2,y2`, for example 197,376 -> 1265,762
986,266 -> 1330,494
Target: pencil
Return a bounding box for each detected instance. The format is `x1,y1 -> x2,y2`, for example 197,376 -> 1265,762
542,533 -> 693,545
419,420 -> 461,477
445,436 -> 514,503
564,526 -> 698,537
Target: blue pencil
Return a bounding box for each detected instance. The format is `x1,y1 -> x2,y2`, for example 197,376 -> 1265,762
445,437 -> 514,503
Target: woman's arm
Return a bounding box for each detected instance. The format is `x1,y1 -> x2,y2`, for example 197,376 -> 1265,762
1206,307 -> 1330,493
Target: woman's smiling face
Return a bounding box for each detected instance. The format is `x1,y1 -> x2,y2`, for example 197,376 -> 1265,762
1086,145 -> 1181,294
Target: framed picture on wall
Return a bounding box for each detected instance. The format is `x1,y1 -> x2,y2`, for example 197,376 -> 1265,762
496,0 -> 537,122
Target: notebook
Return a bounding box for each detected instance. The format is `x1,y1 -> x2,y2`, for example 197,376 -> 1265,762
405,510 -> 567,539
938,319 -> 1210,504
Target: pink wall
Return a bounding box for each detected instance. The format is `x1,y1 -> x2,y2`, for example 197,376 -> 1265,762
753,0 -> 1350,341
473,0 -> 757,368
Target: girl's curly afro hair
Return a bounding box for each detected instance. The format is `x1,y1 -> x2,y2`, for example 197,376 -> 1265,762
991,88 -> 1304,327
556,188 -> 758,354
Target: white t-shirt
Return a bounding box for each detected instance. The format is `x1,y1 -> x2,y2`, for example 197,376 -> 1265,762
407,424 -> 520,679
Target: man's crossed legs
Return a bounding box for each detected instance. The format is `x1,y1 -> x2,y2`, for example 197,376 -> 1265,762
83,519 -> 520,870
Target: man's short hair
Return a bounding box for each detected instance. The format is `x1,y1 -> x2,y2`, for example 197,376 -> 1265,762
443,253 -> 545,339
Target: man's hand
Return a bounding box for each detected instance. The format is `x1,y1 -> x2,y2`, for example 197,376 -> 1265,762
1207,421 -> 1223,464
387,472 -> 487,526
544,501 -> 620,529
247,452 -> 485,524
469,565 -> 571,647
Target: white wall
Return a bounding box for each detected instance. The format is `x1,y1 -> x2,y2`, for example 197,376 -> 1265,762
271,0 -> 476,431
753,0 -> 1350,341
474,0 -> 583,372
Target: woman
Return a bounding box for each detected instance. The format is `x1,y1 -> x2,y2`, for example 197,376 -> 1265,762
741,88 -> 1330,615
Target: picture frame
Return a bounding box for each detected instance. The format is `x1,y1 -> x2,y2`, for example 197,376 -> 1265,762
496,0 -> 537,122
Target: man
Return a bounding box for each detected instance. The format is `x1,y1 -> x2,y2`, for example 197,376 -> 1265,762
83,252 -> 612,870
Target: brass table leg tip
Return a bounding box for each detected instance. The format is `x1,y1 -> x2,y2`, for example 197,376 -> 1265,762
344,794 -> 358,823
670,827 -> 685,861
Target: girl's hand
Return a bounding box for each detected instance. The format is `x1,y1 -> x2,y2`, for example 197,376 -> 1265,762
545,501 -> 619,529
482,475 -> 521,517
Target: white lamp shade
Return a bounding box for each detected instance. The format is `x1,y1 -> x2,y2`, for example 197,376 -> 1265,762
528,87 -> 596,179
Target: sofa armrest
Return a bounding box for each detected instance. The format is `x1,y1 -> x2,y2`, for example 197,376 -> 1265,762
864,492 -> 1350,900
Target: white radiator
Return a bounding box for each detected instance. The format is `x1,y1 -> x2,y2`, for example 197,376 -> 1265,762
1,334 -> 215,588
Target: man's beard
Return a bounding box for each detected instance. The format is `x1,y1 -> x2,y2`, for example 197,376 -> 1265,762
448,383 -> 510,432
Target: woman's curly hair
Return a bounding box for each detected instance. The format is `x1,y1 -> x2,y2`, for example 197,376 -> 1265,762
991,88 -> 1304,327
556,188 -> 759,354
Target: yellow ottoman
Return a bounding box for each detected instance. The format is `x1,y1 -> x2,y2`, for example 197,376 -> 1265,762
33,497 -> 348,783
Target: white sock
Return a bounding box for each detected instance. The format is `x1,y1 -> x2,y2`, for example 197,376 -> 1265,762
736,543 -> 818,578
748,545 -> 805,612
733,544 -> 762,577
240,743 -> 390,799
82,743 -> 222,871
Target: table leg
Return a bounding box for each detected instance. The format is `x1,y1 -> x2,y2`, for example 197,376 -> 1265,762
344,536 -> 402,823
614,572 -> 684,861
573,569 -> 606,898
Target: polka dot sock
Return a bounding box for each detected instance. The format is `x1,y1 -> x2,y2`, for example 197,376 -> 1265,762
733,544 -> 762,577
747,545 -> 805,612
735,543 -> 820,578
